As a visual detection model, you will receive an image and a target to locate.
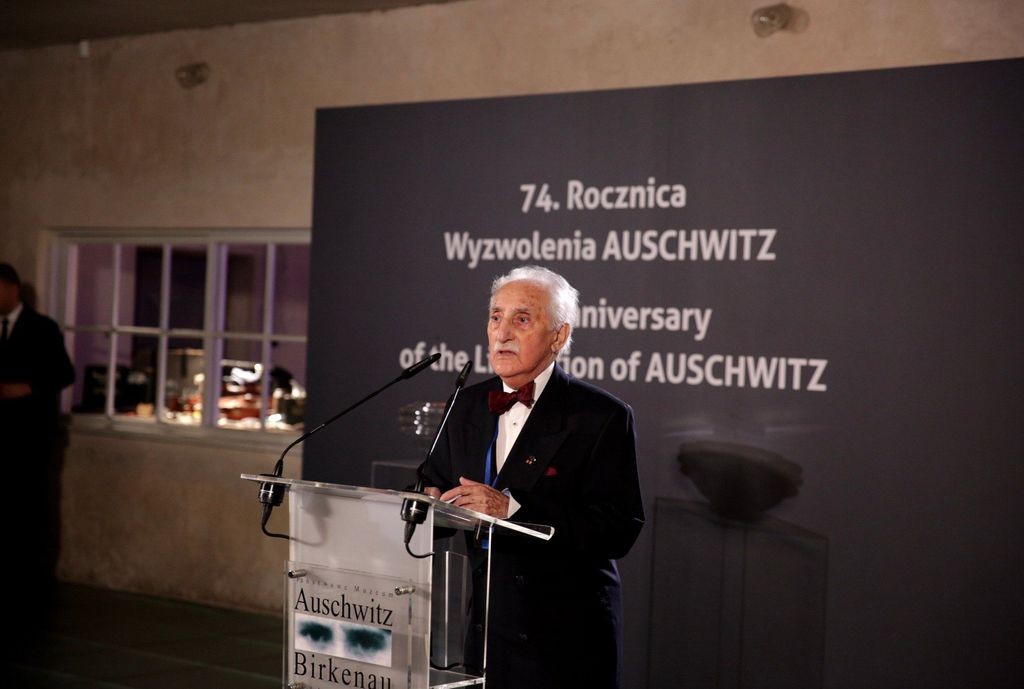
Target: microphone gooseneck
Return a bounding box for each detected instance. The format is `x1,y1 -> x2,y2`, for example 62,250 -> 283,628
257,352 -> 442,539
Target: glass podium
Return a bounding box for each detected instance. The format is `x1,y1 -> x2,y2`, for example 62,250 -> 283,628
241,474 -> 553,689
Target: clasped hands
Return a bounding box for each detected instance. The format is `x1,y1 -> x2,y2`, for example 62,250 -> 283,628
423,477 -> 510,519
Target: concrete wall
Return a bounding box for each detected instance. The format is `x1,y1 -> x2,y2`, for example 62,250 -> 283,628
1,0 -> 1022,613
57,431 -> 298,610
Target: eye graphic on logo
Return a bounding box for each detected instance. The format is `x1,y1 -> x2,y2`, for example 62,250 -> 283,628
339,622 -> 393,666
344,627 -> 388,654
298,620 -> 335,651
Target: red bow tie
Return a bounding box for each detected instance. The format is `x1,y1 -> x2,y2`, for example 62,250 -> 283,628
488,381 -> 536,414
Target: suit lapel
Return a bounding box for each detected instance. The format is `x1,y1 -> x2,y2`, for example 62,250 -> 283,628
450,379 -> 500,483
495,366 -> 570,492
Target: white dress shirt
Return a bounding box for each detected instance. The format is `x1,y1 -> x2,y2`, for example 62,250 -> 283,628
495,361 -> 555,516
1,301 -> 23,339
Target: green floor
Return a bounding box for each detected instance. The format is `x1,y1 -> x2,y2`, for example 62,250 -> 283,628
8,583 -> 282,688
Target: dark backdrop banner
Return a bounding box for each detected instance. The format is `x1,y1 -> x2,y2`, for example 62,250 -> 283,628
307,59 -> 1023,688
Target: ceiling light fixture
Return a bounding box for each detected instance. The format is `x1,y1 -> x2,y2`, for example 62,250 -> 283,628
175,62 -> 210,88
751,3 -> 793,37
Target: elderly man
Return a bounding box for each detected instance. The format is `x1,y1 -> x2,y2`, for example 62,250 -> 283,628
422,265 -> 644,689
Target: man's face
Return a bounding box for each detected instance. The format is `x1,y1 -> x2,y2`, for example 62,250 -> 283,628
488,281 -> 567,389
0,280 -> 18,315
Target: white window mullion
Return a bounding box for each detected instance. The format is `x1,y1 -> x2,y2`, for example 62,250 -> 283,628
105,244 -> 123,419
156,245 -> 171,424
58,242 -> 77,414
202,243 -> 227,428
58,241 -> 76,329
259,245 -> 277,430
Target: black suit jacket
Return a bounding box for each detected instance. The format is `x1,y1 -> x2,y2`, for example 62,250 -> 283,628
0,306 -> 75,442
423,365 -> 644,689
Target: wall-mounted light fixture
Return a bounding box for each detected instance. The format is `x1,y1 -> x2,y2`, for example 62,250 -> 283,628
751,3 -> 794,37
175,62 -> 210,88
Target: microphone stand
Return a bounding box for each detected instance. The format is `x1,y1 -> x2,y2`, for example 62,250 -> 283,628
257,352 -> 442,539
401,361 -> 472,557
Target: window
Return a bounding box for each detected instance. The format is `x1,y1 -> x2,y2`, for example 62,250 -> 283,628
53,229 -> 310,437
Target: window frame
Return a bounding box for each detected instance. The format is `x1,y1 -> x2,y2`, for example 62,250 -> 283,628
49,227 -> 311,449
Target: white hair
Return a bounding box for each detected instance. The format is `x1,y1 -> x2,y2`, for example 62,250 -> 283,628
490,265 -> 579,351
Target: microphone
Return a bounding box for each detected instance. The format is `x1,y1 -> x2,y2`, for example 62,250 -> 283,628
257,352 -> 442,539
401,361 -> 472,555
400,355 -> 438,379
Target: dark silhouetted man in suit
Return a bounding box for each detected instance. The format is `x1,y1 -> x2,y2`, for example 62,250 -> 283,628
422,265 -> 644,689
0,262 -> 75,586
